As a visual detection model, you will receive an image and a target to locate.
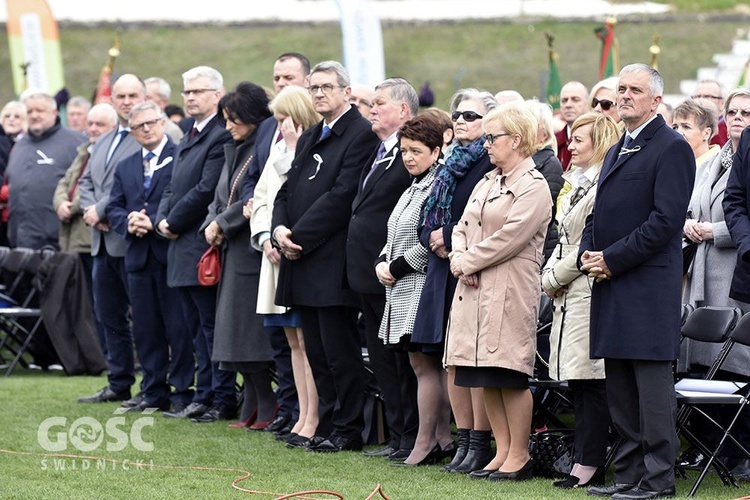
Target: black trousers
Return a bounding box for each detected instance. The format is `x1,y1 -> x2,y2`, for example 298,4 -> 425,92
359,293 -> 418,450
299,305 -> 366,441
605,358 -> 678,491
568,379 -> 609,466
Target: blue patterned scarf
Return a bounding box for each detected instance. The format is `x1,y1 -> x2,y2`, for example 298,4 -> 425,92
421,137 -> 487,230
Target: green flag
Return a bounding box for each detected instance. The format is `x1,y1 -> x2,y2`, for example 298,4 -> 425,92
545,33 -> 562,111
595,20 -> 619,80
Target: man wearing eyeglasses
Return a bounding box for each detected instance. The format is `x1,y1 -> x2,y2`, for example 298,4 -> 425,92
693,79 -> 728,147
272,60 -> 379,452
106,101 -> 192,412
157,66 -> 235,422
555,81 -> 589,171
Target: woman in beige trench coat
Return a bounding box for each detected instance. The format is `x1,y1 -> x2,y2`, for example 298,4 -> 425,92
446,102 -> 551,482
541,112 -> 620,489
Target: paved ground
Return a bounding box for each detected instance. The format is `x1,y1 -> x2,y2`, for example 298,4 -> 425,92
0,0 -> 670,23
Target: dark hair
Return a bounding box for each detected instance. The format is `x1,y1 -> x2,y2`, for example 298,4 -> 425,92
398,114 -> 443,151
164,104 -> 185,119
277,52 -> 311,76
219,81 -> 272,126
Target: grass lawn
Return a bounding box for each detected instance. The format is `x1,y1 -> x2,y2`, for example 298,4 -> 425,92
0,368 -> 746,499
2,17 -> 750,110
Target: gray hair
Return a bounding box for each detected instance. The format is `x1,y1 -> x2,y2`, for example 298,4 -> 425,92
182,66 -> 223,90
68,96 -> 91,111
20,90 -> 57,110
145,77 -> 172,100
524,99 -> 557,154
449,88 -> 497,114
128,101 -> 165,126
696,79 -> 725,99
725,87 -> 750,116
375,78 -> 419,117
88,103 -> 118,127
310,61 -> 351,88
620,63 -> 664,98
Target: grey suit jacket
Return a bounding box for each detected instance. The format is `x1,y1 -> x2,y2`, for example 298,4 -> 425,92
78,128 -> 139,257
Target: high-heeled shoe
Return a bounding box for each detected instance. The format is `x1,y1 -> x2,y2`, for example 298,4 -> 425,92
553,467 -> 606,489
228,409 -> 257,428
392,444 -> 443,467
487,458 -> 534,482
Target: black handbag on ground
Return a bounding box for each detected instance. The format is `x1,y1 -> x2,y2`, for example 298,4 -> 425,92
529,429 -> 574,478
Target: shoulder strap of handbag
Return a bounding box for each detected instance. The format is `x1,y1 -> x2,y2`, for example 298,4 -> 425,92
227,155 -> 253,207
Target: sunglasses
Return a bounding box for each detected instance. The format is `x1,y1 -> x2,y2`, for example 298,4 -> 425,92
591,98 -> 615,111
451,110 -> 483,122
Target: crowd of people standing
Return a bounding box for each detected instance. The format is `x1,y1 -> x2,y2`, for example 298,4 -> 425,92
3,50 -> 750,500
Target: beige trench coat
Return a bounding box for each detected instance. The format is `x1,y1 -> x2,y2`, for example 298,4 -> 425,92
541,166 -> 605,381
445,157 -> 551,376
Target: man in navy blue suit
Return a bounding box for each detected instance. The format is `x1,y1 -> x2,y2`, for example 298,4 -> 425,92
581,64 -> 694,500
106,101 -> 193,412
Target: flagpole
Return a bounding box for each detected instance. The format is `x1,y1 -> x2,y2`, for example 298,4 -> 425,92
649,34 -> 661,71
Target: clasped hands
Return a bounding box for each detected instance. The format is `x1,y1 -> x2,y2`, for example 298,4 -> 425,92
428,228 -> 449,259
273,227 -> 303,261
580,250 -> 612,282
684,219 -> 713,243
375,261 -> 396,287
204,220 -> 224,247
82,205 -> 110,232
449,257 -> 478,288
127,209 -> 153,237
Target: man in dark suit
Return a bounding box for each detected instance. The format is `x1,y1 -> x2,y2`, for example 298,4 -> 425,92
346,78 -> 419,460
272,60 -> 379,452
77,74 -> 146,405
106,101 -> 193,412
555,81 -> 588,171
580,64 -> 694,500
157,66 -> 235,422
240,52 -> 311,436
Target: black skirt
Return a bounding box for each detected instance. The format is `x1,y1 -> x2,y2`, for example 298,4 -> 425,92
454,365 -> 529,389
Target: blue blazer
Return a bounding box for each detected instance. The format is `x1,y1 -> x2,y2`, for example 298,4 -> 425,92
241,115 -> 277,203
723,127 -> 750,303
106,139 -> 176,273
579,115 -> 694,361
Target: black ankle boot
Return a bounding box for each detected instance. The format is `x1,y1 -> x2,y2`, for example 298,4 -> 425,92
450,429 -> 493,474
441,428 -> 470,473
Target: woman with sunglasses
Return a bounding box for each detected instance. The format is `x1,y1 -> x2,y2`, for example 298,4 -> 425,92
589,77 -> 621,124
411,88 -> 497,472
541,112 -> 620,489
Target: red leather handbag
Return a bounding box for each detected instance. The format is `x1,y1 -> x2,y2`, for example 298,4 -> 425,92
197,246 -> 221,286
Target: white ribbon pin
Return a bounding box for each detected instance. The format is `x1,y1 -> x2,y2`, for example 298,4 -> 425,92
309,153 -> 323,180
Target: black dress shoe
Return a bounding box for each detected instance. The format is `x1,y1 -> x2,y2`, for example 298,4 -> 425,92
732,458 -> 750,480
126,400 -> 170,412
469,468 -> 496,479
191,405 -> 237,423
587,483 -> 638,497
387,449 -> 412,461
265,414 -> 291,433
554,467 -> 606,489
611,486 -> 676,500
391,444 -> 443,466
121,393 -> 144,408
78,386 -> 131,403
163,402 -> 208,419
286,434 -> 312,449
308,435 -> 363,453
488,459 -> 534,482
676,447 -> 705,470
363,446 -> 394,457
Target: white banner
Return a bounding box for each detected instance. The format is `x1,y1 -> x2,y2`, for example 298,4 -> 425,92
334,0 -> 385,88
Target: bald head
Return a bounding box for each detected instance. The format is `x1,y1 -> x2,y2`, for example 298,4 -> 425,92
112,74 -> 147,125
494,90 -> 524,105
560,81 -> 589,125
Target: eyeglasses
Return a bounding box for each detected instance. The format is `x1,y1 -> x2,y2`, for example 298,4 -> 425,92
726,109 -> 750,118
180,88 -> 217,97
451,110 -> 483,122
692,94 -> 723,101
591,98 -> 615,111
484,133 -> 511,145
130,118 -> 162,132
308,84 -> 344,95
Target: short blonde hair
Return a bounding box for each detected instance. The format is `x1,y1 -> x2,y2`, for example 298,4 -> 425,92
483,102 -> 538,158
269,86 -> 321,131
569,112 -> 620,167
524,99 -> 557,154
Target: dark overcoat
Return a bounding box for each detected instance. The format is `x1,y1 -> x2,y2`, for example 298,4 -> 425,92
579,115 -> 694,361
723,128 -> 750,304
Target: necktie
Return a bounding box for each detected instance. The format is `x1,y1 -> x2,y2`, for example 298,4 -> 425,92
106,129 -> 129,164
319,124 -> 331,141
189,127 -> 199,141
623,134 -> 634,149
143,151 -> 156,191
363,142 -> 388,188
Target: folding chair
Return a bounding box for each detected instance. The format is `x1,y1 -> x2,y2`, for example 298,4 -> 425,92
0,248 -> 54,376
674,307 -> 750,496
